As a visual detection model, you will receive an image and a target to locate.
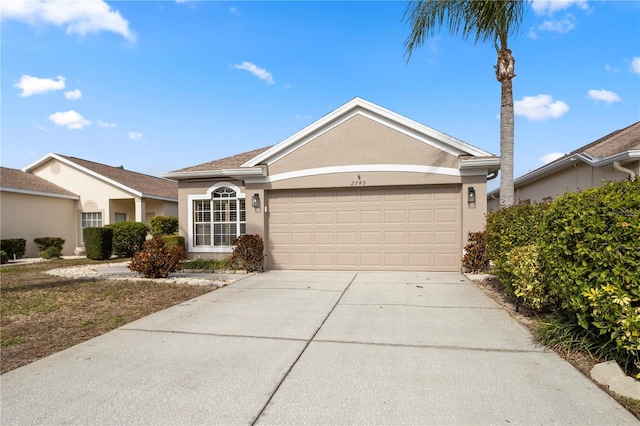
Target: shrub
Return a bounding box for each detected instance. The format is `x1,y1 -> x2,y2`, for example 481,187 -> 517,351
485,202 -> 548,295
182,258 -> 230,271
105,222 -> 149,257
128,236 -> 185,278
149,216 -> 179,237
0,239 -> 26,260
34,237 -> 65,252
230,234 -> 264,272
161,235 -> 185,252
84,227 -> 113,260
461,231 -> 489,273
0,250 -> 8,264
39,246 -> 62,259
540,179 -> 640,355
500,244 -> 555,311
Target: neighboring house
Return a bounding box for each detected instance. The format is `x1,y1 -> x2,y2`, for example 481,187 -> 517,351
1,154 -> 178,257
164,98 -> 500,272
1,167 -> 80,258
488,121 -> 640,211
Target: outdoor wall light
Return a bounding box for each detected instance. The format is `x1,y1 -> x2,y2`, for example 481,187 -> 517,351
468,187 -> 476,205
252,193 -> 260,208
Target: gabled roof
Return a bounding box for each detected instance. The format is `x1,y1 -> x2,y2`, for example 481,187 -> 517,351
166,146 -> 272,179
488,121 -> 640,197
164,97 -> 499,180
0,167 -> 79,199
23,154 -> 178,201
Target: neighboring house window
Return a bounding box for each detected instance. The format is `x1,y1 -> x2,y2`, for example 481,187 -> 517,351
82,212 -> 102,228
115,213 -> 127,223
192,186 -> 246,249
81,212 -> 102,242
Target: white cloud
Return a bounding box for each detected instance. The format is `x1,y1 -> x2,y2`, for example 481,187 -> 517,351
98,120 -> 116,128
532,0 -> 589,15
631,57 -> 640,75
128,131 -> 143,141
515,94 -> 570,121
64,89 -> 82,100
48,110 -> 91,129
233,61 -> 274,85
1,0 -> 136,41
540,152 -> 565,164
537,16 -> 575,34
587,89 -> 621,104
14,74 -> 65,97
605,64 -> 620,73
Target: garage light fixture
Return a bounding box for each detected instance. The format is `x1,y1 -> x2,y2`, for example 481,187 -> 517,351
252,193 -> 260,208
467,187 -> 476,206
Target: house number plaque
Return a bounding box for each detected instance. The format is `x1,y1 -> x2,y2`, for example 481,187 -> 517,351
351,174 -> 366,186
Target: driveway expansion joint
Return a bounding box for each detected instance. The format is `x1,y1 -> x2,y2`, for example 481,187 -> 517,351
250,272 -> 359,425
118,328 -> 308,343
341,302 -> 503,310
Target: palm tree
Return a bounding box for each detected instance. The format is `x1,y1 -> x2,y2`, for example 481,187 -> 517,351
404,0 -> 528,207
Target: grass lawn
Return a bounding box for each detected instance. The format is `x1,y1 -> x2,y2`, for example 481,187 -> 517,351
0,258 -> 217,374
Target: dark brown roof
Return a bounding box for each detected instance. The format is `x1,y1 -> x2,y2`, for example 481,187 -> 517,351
569,121 -> 640,159
171,146 -> 272,173
58,155 -> 178,199
0,167 -> 78,197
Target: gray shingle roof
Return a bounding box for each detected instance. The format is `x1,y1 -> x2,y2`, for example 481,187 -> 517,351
170,146 -> 272,173
567,121 -> 640,160
57,155 -> 178,199
0,167 -> 78,197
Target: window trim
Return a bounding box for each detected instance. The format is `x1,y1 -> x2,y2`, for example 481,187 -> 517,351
187,182 -> 246,253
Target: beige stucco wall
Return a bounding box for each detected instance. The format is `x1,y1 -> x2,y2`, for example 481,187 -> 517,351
0,191 -> 79,257
31,159 -> 177,246
268,114 -> 459,175
489,160 -> 639,211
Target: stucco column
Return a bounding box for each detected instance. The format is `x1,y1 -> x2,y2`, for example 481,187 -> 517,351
135,197 -> 146,223
461,174 -> 488,251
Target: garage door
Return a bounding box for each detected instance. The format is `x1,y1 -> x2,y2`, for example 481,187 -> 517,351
266,186 -> 461,271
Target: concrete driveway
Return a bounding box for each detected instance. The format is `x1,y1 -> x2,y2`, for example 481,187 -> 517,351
2,271 -> 637,425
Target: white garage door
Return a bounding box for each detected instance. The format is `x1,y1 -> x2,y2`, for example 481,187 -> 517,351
266,186 -> 461,271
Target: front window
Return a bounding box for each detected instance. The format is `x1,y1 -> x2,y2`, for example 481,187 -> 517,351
193,187 -> 246,246
81,212 -> 102,242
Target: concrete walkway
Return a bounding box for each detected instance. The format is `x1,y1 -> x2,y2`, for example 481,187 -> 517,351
1,271 -> 637,425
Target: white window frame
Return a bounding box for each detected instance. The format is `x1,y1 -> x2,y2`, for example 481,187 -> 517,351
81,212 -> 103,243
187,182 -> 246,253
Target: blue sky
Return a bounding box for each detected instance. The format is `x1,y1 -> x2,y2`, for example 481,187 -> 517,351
2,0 -> 639,189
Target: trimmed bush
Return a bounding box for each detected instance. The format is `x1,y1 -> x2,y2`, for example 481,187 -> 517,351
39,246 -> 62,259
105,222 -> 149,257
461,231 -> 489,273
84,227 -> 113,260
500,244 -> 555,311
161,235 -> 186,253
485,202 -> 548,295
1,250 -> 8,264
0,239 -> 26,260
33,237 -> 65,252
182,258 -> 230,271
540,179 -> 640,354
149,216 -> 179,237
128,236 -> 184,278
230,234 -> 264,272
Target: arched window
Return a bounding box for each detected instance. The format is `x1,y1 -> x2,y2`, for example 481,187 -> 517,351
193,187 -> 246,246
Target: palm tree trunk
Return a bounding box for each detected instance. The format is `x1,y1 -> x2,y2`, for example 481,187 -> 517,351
500,77 -> 515,207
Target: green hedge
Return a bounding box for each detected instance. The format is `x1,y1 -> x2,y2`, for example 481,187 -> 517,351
84,227 -> 113,260
485,202 -> 548,297
0,238 -> 26,260
541,179 -> 640,353
105,222 -> 149,257
161,235 -> 185,252
149,216 -> 178,237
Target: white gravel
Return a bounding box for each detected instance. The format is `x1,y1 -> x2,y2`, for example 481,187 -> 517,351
46,262 -> 236,287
